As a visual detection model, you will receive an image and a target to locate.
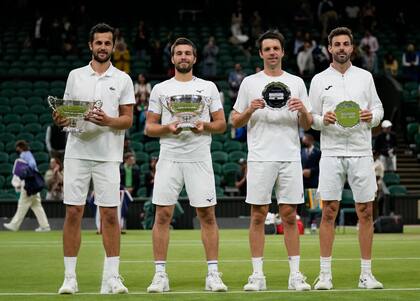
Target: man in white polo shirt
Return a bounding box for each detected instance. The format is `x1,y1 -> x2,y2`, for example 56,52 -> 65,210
232,30 -> 313,291
53,23 -> 135,294
145,37 -> 227,293
309,27 -> 384,290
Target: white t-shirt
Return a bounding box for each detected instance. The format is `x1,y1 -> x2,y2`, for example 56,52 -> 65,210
148,77 -> 223,162
233,71 -> 310,162
63,63 -> 135,162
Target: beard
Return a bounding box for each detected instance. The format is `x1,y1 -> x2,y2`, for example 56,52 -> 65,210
333,52 -> 351,64
175,62 -> 193,73
92,51 -> 111,63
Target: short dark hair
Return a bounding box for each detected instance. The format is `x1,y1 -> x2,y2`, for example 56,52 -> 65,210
170,37 -> 197,57
15,140 -> 29,151
328,27 -> 353,46
89,23 -> 115,45
257,30 -> 285,51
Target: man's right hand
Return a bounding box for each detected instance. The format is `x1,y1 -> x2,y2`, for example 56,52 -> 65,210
247,98 -> 265,114
53,111 -> 70,127
323,111 -> 336,126
167,121 -> 182,135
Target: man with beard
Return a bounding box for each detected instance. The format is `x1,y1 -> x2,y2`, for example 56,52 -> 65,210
54,23 -> 135,294
309,27 -> 384,290
145,37 -> 227,293
231,30 -> 312,291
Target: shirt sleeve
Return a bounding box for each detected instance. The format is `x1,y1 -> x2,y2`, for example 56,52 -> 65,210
233,77 -> 249,113
209,82 -> 223,113
309,75 -> 324,131
368,74 -> 384,128
119,75 -> 136,105
63,71 -> 75,100
148,84 -> 162,115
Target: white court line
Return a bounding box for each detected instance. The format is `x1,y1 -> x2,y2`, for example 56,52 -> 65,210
120,257 -> 420,263
0,287 -> 420,296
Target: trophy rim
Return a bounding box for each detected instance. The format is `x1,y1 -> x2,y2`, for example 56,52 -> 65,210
334,100 -> 361,128
169,94 -> 204,102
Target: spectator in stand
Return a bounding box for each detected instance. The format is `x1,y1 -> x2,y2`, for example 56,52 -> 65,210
344,1 -> 360,30
402,43 -> 419,81
45,123 -> 67,162
361,44 -> 378,74
44,157 -> 64,201
317,0 -> 338,41
120,152 -> 140,197
383,52 -> 399,77
374,120 -> 397,172
360,30 -> 379,54
134,73 -> 151,131
134,20 -> 150,59
395,11 -> 407,47
297,40 -> 315,76
361,0 -> 377,31
301,133 -> 321,189
235,158 -> 247,196
228,63 -> 246,100
373,150 -> 385,216
145,156 -> 158,197
202,36 -> 219,78
113,41 -> 131,74
150,39 -> 164,75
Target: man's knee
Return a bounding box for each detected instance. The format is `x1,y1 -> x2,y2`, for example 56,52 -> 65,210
155,207 -> 173,225
66,206 -> 84,224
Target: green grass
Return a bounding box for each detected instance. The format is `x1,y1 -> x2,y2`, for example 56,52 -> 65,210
0,227 -> 419,300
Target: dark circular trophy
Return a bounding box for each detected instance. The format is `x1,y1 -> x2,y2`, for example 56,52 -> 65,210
334,100 -> 360,128
262,81 -> 291,110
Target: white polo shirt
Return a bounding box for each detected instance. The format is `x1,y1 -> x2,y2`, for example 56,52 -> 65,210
148,77 -> 223,162
309,65 -> 383,157
63,63 -> 135,162
233,71 -> 310,162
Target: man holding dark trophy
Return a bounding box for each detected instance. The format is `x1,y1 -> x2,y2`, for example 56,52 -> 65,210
231,30 -> 313,291
51,23 -> 135,294
145,37 -> 227,293
309,27 -> 384,290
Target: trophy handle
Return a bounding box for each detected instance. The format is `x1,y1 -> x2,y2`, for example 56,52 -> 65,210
93,100 -> 103,109
47,95 -> 58,112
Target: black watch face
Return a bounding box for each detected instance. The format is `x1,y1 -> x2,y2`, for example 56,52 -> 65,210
262,82 -> 291,109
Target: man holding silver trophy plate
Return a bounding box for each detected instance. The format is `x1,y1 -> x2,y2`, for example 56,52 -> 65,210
53,23 -> 135,295
232,30 -> 313,291
309,27 -> 384,290
145,37 -> 227,293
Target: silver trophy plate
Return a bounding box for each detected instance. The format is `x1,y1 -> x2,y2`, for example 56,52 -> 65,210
163,94 -> 209,129
48,96 -> 103,133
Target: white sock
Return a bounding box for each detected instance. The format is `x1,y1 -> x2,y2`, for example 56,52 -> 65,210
64,257 -> 77,277
252,257 -> 263,275
155,261 -> 166,273
361,259 -> 372,275
207,260 -> 218,273
320,256 -> 332,274
288,255 -> 300,275
104,256 -> 120,277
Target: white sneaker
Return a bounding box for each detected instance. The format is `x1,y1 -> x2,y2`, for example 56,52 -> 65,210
314,272 -> 333,290
100,275 -> 128,294
35,226 -> 51,232
147,272 -> 170,293
3,223 -> 18,232
205,272 -> 228,292
243,273 -> 266,291
58,275 -> 78,294
358,273 -> 383,289
288,272 -> 311,291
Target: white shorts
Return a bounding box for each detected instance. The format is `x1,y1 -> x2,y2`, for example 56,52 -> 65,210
318,156 -> 377,203
64,158 -> 120,207
246,161 -> 304,205
152,159 -> 217,208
